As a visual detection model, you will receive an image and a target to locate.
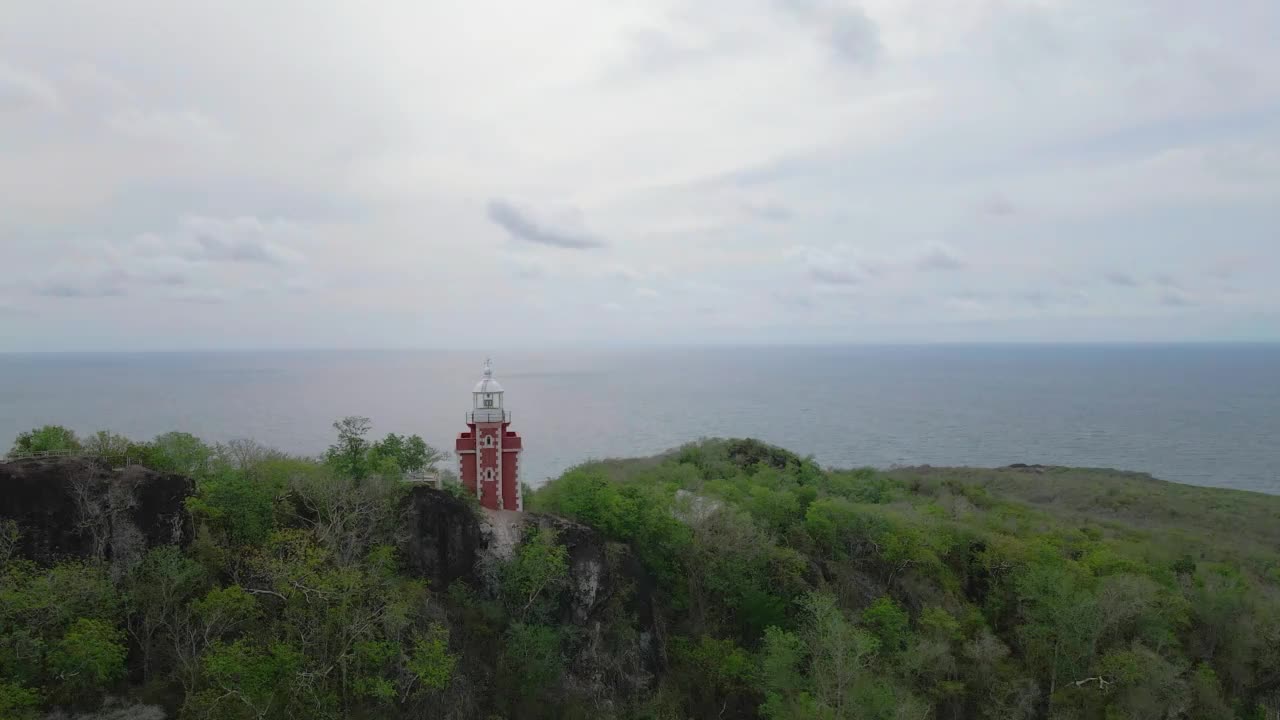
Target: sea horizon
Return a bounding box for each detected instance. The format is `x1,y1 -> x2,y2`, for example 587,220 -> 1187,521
4,340 -> 1279,354
3,344 -> 1277,494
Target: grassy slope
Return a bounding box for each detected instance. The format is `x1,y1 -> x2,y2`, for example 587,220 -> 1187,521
565,451 -> 1280,586
885,465 -> 1280,579
531,442 -> 1280,717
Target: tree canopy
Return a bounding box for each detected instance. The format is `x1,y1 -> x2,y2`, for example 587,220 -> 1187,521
4,427 -> 1280,719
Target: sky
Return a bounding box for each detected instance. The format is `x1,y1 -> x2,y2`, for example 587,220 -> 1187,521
1,0 -> 1278,351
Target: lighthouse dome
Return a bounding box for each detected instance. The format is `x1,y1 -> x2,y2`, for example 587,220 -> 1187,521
472,357 -> 504,393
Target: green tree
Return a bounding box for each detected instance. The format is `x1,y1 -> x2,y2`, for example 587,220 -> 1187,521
862,597 -> 910,656
1188,663 -> 1234,720
148,431 -> 215,477
1090,643 -> 1187,719
186,465 -> 282,548
757,593 -> 917,720
287,469 -> 404,566
804,592 -> 881,719
530,467 -> 690,591
82,430 -> 134,466
325,416 -> 373,481
349,614 -> 456,704
126,545 -> 207,680
0,560 -> 122,691
1014,561 -> 1101,707
0,681 -> 40,720
241,530 -> 431,714
503,527 -> 569,622
48,617 -> 127,696
672,635 -> 754,718
499,623 -> 563,701
760,626 -> 813,720
370,433 -> 442,474
406,623 -> 457,694
190,640 -> 303,719
216,438 -> 284,475
173,585 -> 259,693
10,425 -> 81,456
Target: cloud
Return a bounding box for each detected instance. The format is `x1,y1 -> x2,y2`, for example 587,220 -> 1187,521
605,264 -> 641,282
914,244 -> 964,271
823,7 -> 880,66
980,194 -> 1017,217
35,269 -> 129,299
2,1 -> 1279,348
1014,290 -> 1050,309
486,199 -> 607,249
774,291 -> 815,311
0,300 -> 31,317
744,203 -> 794,222
635,287 -> 661,299
792,246 -> 866,285
1160,289 -> 1195,307
176,216 -> 305,266
33,252 -> 205,300
36,285 -> 122,299
1105,271 -> 1140,287
775,0 -> 881,66
129,257 -> 195,286
610,0 -> 880,85
0,62 -> 58,111
29,215 -> 310,305
612,27 -> 726,79
174,290 -> 227,305
809,266 -> 862,285
506,256 -> 548,280
1012,289 -> 1090,309
793,242 -> 963,285
104,108 -> 229,145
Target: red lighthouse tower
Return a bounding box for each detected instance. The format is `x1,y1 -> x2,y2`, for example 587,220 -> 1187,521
455,358 -> 524,511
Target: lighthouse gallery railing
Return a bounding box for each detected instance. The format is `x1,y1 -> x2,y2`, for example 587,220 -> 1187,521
466,409 -> 511,424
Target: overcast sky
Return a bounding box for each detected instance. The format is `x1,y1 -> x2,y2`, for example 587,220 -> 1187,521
2,0 -> 1278,350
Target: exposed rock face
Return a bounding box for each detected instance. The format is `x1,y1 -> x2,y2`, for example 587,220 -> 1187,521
2,470 -> 660,711
400,485 -> 488,588
0,457 -> 193,571
526,512 -> 660,703
401,487 -> 656,616
401,487 -> 661,705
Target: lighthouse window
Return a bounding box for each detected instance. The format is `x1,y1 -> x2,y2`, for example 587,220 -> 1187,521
484,395 -> 494,408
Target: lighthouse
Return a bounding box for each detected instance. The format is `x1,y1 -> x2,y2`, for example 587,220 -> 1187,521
455,358 -> 524,511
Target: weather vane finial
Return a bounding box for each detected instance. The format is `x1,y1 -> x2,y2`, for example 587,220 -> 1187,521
483,356 -> 493,378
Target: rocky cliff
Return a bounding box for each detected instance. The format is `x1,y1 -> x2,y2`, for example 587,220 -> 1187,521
402,487 -> 661,706
0,457 -> 192,573
1,459 -> 661,714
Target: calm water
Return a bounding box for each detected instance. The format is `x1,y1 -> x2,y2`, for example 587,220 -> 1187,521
0,346 -> 1276,493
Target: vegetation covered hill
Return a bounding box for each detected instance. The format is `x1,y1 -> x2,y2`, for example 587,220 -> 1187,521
3,424 -> 1280,719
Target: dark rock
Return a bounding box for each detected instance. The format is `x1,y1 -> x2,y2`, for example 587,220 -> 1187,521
1005,463 -> 1050,473
725,438 -> 802,472
401,486 -> 486,588
399,487 -> 661,705
525,513 -> 660,704
400,487 -> 656,627
0,457 -> 193,568
4,472 -> 662,711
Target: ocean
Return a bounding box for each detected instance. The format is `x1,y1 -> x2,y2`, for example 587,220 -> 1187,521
1,345 -> 1276,493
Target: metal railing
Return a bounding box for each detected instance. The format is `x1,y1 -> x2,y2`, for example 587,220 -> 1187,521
466,409 -> 511,424
4,449 -> 83,461
3,448 -> 138,467
403,470 -> 443,489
